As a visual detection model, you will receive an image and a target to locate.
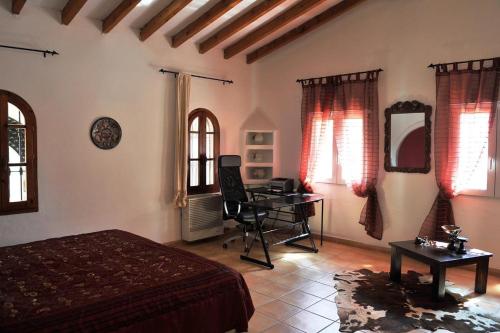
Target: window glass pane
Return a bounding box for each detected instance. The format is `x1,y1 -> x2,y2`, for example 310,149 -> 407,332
312,119 -> 334,181
206,133 -> 214,159
9,166 -> 27,202
190,133 -> 199,159
340,118 -> 363,185
8,127 -> 26,163
206,160 -> 214,185
206,117 -> 214,132
8,103 -> 25,125
189,161 -> 199,187
190,116 -> 199,132
455,113 -> 489,192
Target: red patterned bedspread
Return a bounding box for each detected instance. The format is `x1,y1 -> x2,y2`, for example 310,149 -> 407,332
0,230 -> 254,333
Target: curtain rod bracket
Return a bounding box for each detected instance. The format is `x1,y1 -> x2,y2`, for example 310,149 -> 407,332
159,68 -> 233,85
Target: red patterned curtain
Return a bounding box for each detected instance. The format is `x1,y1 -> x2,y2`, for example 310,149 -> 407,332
419,59 -> 500,241
299,71 -> 383,239
299,84 -> 334,192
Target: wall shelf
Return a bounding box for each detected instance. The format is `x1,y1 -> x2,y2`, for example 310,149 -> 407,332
242,130 -> 278,185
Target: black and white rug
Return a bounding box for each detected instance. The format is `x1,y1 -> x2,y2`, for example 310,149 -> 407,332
333,269 -> 500,333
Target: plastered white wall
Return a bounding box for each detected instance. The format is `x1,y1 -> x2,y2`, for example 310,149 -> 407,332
251,0 -> 500,268
0,4 -> 251,245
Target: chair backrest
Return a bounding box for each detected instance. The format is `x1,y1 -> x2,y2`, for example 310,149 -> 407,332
218,155 -> 248,206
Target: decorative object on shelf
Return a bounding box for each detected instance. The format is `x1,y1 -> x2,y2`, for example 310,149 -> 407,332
90,117 -> 122,150
253,168 -> 266,179
441,225 -> 468,254
252,133 -> 264,144
252,151 -> 263,162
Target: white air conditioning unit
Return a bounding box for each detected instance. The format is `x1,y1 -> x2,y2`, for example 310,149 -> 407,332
181,193 -> 224,242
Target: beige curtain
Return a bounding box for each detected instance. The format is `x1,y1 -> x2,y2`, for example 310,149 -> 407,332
174,73 -> 191,208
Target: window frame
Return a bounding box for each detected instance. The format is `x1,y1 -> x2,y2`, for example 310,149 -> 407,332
187,108 -> 220,195
0,90 -> 38,215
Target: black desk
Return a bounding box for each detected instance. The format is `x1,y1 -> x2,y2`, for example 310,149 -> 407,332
389,240 -> 493,301
241,192 -> 324,269
246,187 -> 325,246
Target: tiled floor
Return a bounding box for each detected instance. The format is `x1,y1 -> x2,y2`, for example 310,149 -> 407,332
173,234 -> 500,333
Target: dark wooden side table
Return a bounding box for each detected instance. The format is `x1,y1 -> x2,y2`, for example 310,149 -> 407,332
389,240 -> 493,301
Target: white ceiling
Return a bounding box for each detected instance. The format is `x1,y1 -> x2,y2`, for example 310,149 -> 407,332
12,0 -> 343,57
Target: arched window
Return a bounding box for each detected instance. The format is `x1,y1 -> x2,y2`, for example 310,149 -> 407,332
188,109 -> 220,195
0,90 -> 38,214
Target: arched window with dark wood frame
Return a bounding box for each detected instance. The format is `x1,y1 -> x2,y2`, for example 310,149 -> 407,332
188,109 -> 220,195
0,90 -> 38,215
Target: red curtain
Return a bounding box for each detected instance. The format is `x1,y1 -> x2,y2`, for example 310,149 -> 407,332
299,71 -> 383,240
419,59 -> 500,241
299,84 -> 334,192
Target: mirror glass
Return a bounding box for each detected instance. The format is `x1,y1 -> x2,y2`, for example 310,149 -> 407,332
384,101 -> 431,173
390,113 -> 425,168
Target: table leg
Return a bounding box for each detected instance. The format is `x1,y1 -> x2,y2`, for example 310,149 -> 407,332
320,199 -> 324,246
240,206 -> 274,269
432,264 -> 446,301
475,258 -> 489,294
389,247 -> 401,282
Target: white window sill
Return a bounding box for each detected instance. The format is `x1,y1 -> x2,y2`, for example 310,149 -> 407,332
313,179 -> 345,186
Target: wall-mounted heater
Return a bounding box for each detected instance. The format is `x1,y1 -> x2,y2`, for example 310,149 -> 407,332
181,193 -> 223,241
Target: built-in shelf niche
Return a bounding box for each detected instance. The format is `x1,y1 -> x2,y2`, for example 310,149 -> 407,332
246,131 -> 274,146
246,149 -> 273,165
245,166 -> 273,183
243,130 -> 277,185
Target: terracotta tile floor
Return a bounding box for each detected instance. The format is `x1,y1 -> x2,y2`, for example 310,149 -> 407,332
173,234 -> 500,333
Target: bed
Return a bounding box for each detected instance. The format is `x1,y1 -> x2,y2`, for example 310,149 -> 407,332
0,230 -> 254,333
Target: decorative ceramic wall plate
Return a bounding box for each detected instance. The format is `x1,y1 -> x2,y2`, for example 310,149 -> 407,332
90,117 -> 122,150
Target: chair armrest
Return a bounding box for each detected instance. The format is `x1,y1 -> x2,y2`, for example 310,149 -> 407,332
223,200 -> 242,218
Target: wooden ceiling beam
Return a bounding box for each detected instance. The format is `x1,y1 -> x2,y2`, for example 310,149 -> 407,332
61,0 -> 88,25
171,0 -> 242,48
140,0 -> 193,42
199,0 -> 286,54
11,0 -> 26,14
246,0 -> 366,64
102,0 -> 141,33
223,0 -> 326,59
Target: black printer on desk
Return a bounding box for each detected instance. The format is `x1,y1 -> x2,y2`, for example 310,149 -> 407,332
269,178 -> 294,193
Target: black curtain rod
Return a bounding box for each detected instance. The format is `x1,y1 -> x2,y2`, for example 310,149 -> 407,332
428,56 -> 499,68
296,68 -> 383,83
0,44 -> 59,58
159,69 -> 233,85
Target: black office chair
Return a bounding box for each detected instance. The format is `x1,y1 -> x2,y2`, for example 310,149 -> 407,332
218,155 -> 268,251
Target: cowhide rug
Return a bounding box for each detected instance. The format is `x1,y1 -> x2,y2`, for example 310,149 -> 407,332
333,269 -> 500,333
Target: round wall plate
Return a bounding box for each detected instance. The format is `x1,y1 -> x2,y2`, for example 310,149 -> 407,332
90,117 -> 122,150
